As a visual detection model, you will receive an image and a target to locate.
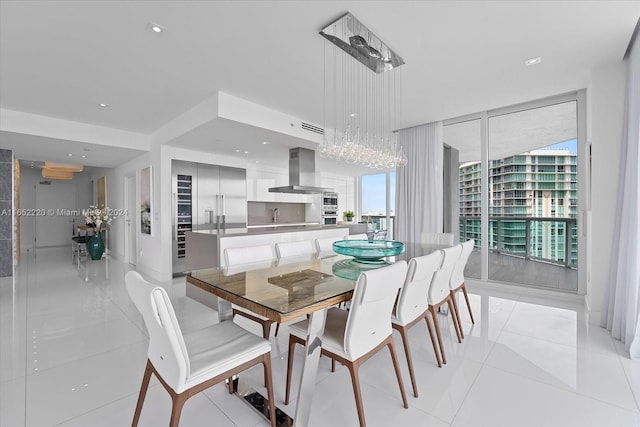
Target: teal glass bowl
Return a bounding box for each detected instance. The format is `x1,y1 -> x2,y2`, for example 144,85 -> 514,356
332,240 -> 405,264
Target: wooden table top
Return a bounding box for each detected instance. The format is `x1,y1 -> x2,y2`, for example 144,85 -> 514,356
187,254 -> 357,323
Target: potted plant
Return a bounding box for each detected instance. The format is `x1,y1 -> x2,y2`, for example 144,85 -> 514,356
344,210 -> 355,222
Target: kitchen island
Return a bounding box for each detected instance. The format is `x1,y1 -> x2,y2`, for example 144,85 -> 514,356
185,224 -> 350,271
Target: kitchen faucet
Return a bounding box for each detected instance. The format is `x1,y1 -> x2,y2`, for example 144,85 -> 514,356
272,208 -> 280,223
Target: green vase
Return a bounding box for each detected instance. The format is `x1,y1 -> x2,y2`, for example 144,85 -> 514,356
87,233 -> 104,260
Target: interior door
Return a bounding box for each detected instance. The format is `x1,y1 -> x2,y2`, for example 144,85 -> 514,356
35,180 -> 77,247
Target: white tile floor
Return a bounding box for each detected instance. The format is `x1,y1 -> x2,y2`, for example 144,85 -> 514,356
1,247 -> 639,427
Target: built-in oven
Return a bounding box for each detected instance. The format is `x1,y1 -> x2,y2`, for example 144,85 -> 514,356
322,216 -> 338,225
322,192 -> 338,210
321,192 -> 339,225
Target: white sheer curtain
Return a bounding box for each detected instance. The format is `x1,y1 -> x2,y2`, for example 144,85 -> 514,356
395,121 -> 444,244
602,28 -> 640,358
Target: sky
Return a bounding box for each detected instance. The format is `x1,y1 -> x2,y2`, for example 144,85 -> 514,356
546,138 -> 577,153
360,138 -> 578,215
361,172 -> 395,214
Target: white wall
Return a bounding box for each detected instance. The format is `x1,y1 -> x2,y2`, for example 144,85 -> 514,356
586,60 -> 627,321
88,153 -> 156,277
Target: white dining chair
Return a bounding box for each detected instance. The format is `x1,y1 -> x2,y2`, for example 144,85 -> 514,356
315,236 -> 338,254
285,261 -> 409,427
420,232 -> 455,246
275,240 -> 315,259
125,271 -> 276,427
224,244 -> 274,267
392,250 -> 444,397
347,233 -> 368,240
449,239 -> 476,336
224,245 -> 280,339
427,245 -> 463,364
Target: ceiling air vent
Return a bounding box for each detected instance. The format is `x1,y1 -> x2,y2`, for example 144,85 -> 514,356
301,122 -> 324,135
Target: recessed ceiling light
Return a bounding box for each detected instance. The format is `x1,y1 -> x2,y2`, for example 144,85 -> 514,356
148,22 -> 167,34
99,103 -> 109,108
244,151 -> 250,154
235,149 -> 241,153
81,155 -> 87,158
349,113 -> 357,117
524,57 -> 542,67
68,153 -> 73,157
262,141 -> 269,145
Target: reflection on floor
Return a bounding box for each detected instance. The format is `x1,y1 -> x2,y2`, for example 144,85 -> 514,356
465,251 -> 578,291
1,248 -> 637,426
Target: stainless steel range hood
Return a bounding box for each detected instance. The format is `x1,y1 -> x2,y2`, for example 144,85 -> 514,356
268,147 -> 333,194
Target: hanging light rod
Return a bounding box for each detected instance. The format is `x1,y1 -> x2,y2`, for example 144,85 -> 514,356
319,12 -> 405,74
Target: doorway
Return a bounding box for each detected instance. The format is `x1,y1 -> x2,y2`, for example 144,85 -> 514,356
34,180 -> 77,248
124,174 -> 136,265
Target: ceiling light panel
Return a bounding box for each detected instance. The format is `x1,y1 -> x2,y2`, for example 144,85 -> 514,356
42,169 -> 74,180
44,162 -> 84,172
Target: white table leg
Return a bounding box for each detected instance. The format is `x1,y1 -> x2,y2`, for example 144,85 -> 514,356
293,309 -> 327,426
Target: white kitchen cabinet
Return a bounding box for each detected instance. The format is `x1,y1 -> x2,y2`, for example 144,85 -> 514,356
246,168 -> 313,203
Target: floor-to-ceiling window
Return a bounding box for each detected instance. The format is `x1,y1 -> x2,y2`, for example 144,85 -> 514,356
360,172 -> 396,239
444,118 -> 482,279
444,92 -> 586,293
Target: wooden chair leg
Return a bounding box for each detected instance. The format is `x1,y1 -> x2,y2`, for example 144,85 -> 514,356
262,320 -> 272,340
447,297 -> 462,343
284,336 -> 297,405
132,359 -> 153,427
429,306 -> 447,365
263,354 -> 277,427
397,326 -> 418,397
387,339 -> 409,409
275,323 -> 280,337
462,284 -> 475,324
168,393 -> 187,427
228,376 -> 234,394
424,315 -> 442,367
449,290 -> 464,339
331,358 -> 336,373
346,362 -> 366,427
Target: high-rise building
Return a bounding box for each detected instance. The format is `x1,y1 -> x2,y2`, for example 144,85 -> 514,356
459,148 -> 578,266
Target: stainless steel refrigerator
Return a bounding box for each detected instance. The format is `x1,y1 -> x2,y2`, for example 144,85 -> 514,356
172,160 -> 247,274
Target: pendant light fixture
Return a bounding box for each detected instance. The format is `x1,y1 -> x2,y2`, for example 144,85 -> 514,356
318,12 -> 407,169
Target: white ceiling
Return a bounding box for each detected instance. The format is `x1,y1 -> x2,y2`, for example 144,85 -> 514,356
0,1 -> 638,171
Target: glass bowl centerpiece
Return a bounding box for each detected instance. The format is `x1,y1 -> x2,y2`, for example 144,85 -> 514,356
332,240 -> 405,264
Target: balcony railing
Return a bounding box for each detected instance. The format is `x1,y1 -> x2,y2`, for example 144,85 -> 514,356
360,215 -> 395,240
459,216 -> 577,268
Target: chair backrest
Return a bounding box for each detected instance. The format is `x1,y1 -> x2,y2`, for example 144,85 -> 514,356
344,260 -> 407,360
374,230 -> 387,240
224,260 -> 274,276
224,245 -> 274,267
427,245 -> 462,305
125,271 -> 189,390
395,251 -> 443,325
420,232 -> 454,246
275,240 -> 315,259
315,237 -> 338,254
347,233 -> 368,240
450,239 -> 474,290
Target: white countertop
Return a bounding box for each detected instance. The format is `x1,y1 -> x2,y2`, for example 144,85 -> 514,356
190,224 -> 349,237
